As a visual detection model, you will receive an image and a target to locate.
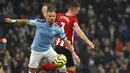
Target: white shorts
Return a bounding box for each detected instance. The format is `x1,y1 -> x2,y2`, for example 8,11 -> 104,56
28,47 -> 57,68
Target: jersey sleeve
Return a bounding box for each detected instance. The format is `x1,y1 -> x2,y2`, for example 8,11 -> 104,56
29,19 -> 45,27
57,27 -> 66,40
29,19 -> 38,26
72,18 -> 79,29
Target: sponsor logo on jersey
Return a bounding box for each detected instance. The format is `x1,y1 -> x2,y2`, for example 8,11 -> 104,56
52,30 -> 56,35
60,16 -> 70,22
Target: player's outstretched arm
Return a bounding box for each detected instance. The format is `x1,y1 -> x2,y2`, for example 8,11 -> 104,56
5,18 -> 29,25
63,38 -> 80,64
74,26 -> 94,49
63,38 -> 74,53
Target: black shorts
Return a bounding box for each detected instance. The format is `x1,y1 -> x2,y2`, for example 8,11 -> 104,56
55,46 -> 75,67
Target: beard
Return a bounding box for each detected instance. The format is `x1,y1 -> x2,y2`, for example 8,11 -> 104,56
48,22 -> 54,26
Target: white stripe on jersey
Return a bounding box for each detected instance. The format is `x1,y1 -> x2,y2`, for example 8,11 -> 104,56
60,40 -> 64,47
56,38 -> 65,47
56,38 -> 60,45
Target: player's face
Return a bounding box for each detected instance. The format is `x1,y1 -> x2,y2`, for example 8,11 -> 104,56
73,7 -> 80,15
46,12 -> 56,24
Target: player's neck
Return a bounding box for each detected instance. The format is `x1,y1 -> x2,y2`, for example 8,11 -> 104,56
46,21 -> 53,27
66,11 -> 74,16
48,23 -> 53,26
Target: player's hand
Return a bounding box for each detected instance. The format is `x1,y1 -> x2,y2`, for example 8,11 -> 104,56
72,52 -> 80,64
42,6 -> 47,12
42,6 -> 47,18
2,38 -> 7,43
5,18 -> 12,23
87,41 -> 94,49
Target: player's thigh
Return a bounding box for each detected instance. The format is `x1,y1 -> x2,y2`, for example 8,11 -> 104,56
28,51 -> 44,68
45,47 -> 58,63
55,46 -> 75,67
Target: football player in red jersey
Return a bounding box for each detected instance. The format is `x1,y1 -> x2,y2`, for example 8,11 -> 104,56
41,1 -> 94,73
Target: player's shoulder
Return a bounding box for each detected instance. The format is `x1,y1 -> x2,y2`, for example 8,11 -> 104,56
71,16 -> 78,22
54,23 -> 61,29
72,16 -> 77,20
54,23 -> 59,27
36,19 -> 46,23
57,13 -> 65,16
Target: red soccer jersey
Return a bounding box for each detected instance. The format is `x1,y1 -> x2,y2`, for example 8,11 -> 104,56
56,13 -> 79,48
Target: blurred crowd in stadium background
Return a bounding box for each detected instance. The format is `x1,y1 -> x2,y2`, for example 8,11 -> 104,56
0,0 -> 130,73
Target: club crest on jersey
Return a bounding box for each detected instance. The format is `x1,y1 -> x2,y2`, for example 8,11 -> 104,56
52,31 -> 56,35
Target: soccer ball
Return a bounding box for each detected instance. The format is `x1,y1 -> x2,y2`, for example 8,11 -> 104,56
54,54 -> 67,68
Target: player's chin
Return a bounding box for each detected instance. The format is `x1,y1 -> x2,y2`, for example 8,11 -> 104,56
50,21 -> 55,24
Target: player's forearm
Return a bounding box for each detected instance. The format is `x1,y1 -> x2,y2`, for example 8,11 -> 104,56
13,19 -> 29,24
5,18 -> 29,25
64,38 -> 74,53
78,31 -> 90,43
75,27 -> 94,48
74,26 -> 90,43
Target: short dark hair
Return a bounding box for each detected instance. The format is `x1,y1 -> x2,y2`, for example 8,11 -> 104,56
68,0 -> 80,9
47,6 -> 55,12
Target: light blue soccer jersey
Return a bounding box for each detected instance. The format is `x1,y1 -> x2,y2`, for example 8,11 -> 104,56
29,19 -> 66,52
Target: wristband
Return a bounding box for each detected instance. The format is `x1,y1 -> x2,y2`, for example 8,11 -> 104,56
11,20 -> 16,23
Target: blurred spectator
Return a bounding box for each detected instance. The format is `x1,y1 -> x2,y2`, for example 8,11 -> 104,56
123,42 -> 130,58
115,38 -> 124,55
117,63 -> 130,73
109,68 -> 115,73
6,2 -> 17,18
119,19 -> 130,42
125,4 -> 130,14
97,64 -> 105,73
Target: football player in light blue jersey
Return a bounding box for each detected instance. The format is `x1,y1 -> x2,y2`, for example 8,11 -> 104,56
5,7 -> 75,73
